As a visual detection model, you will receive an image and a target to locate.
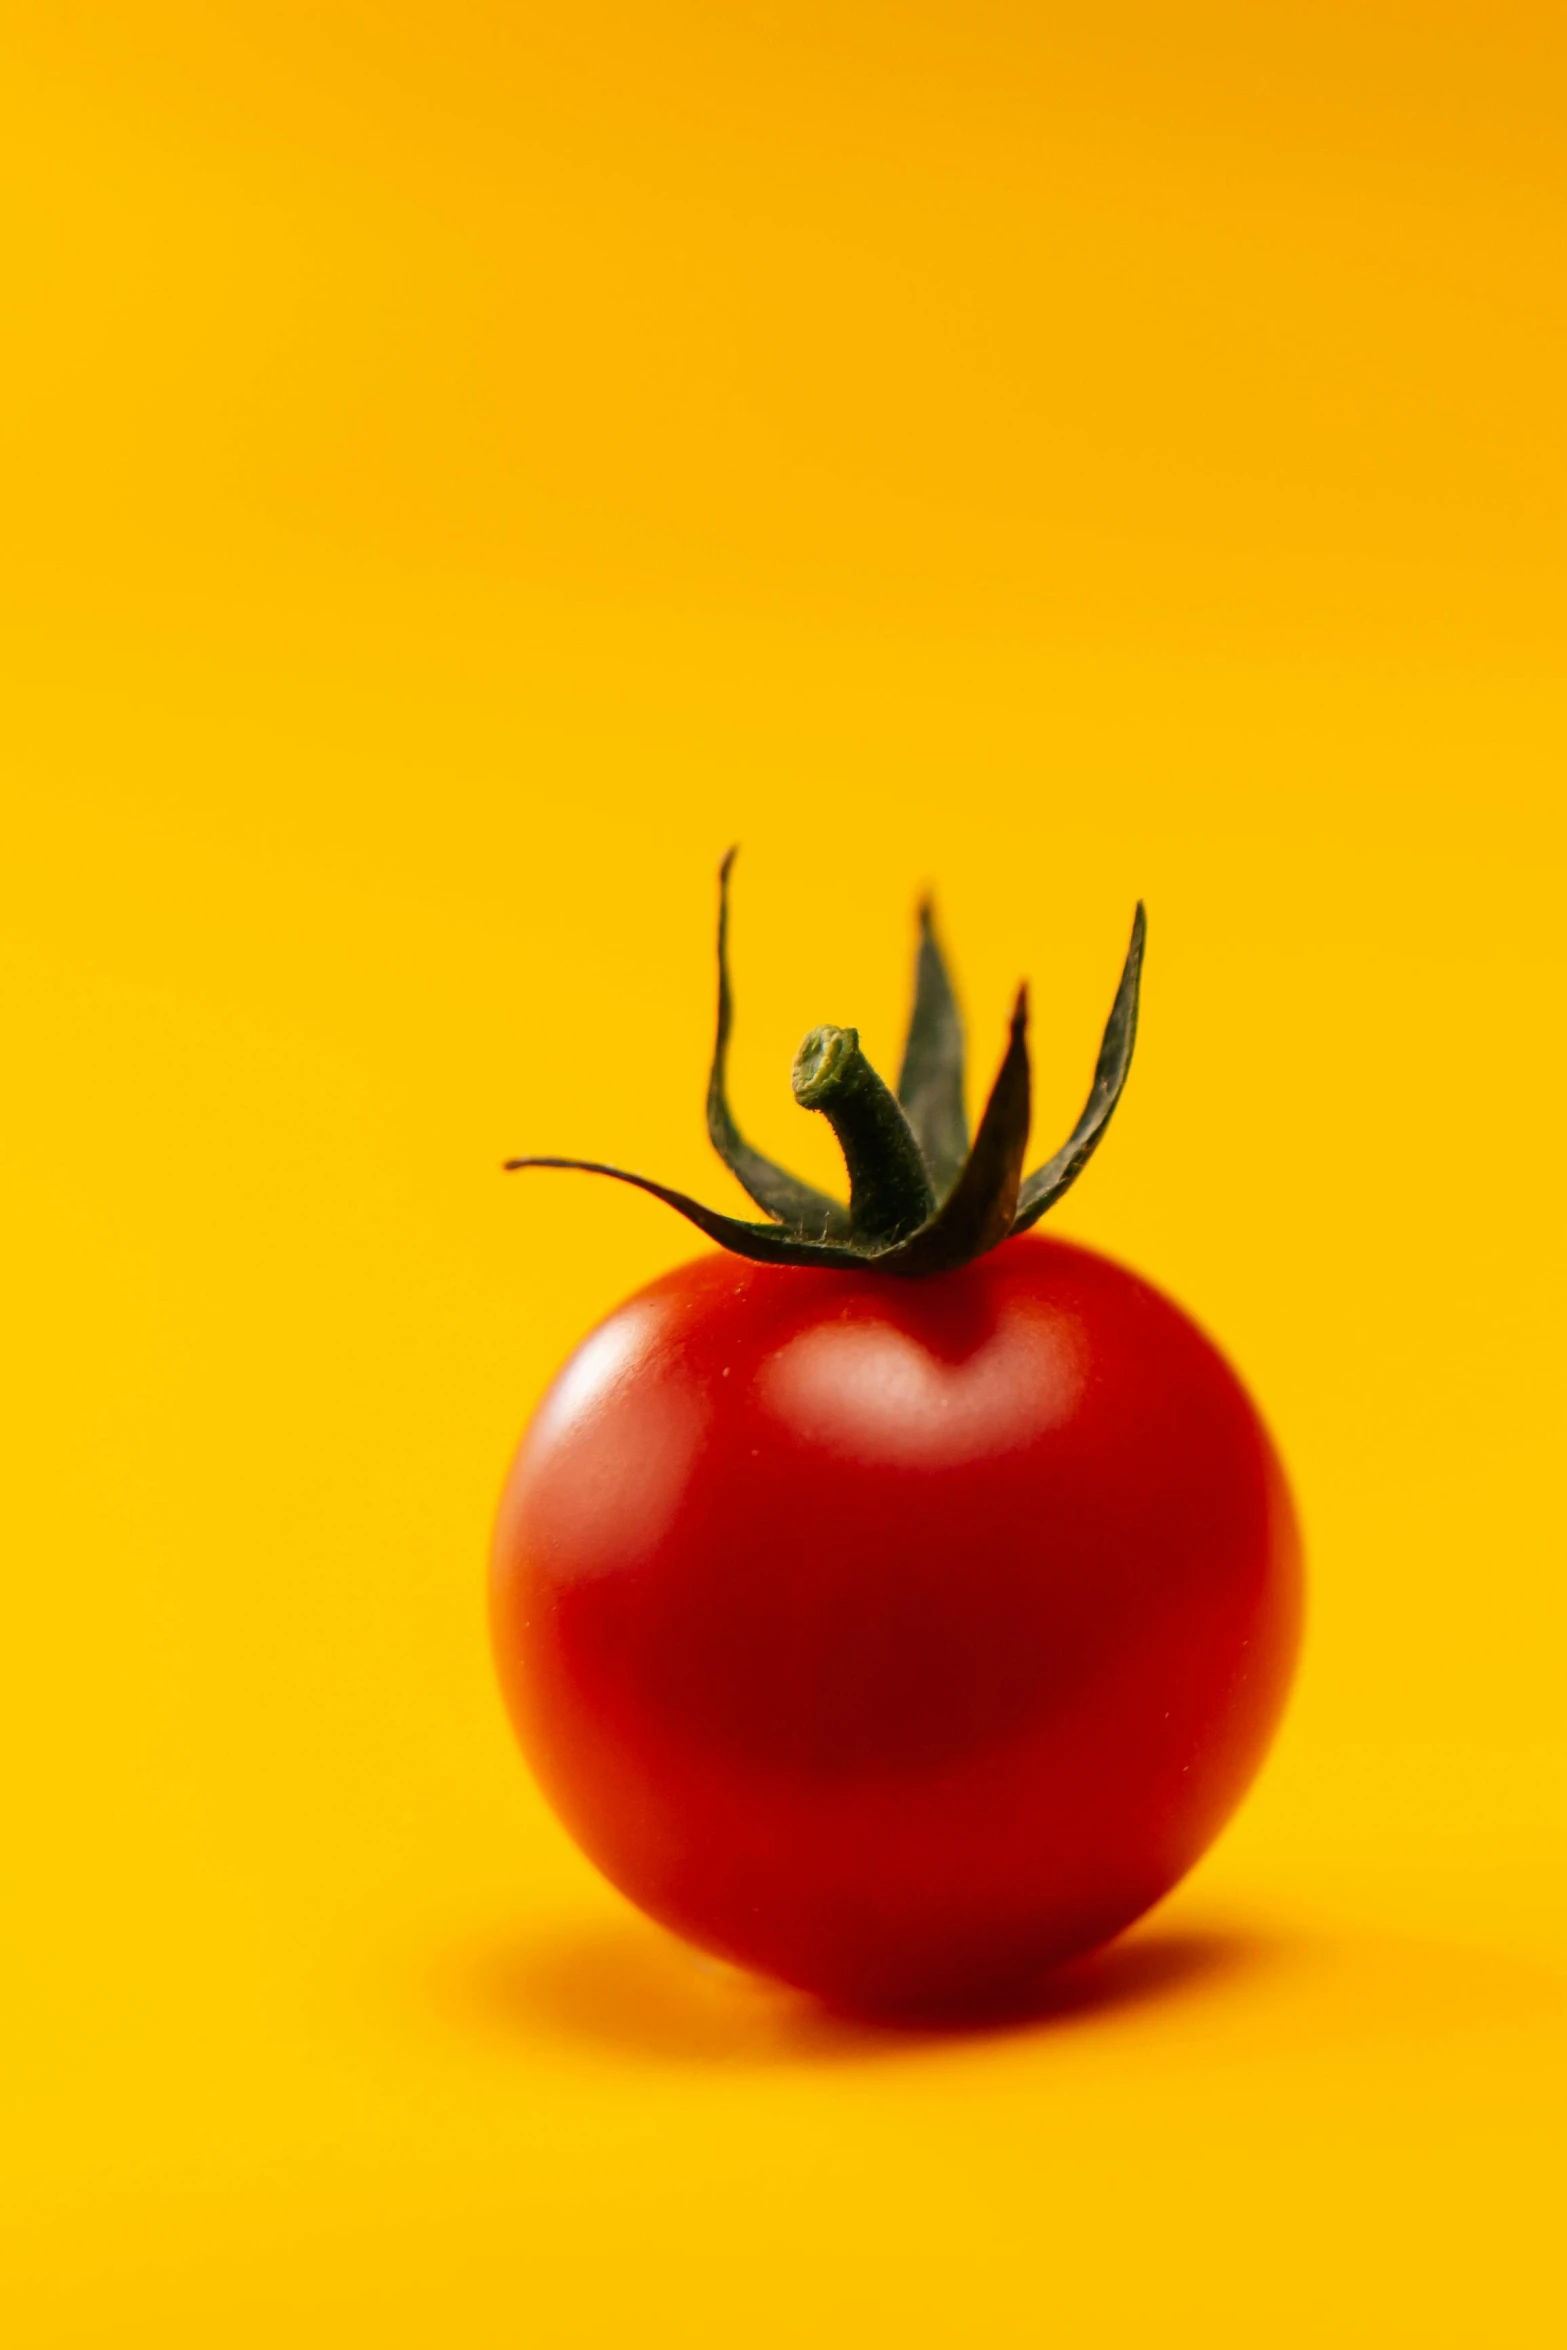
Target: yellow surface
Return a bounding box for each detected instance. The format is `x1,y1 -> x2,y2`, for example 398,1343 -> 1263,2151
3,7 -> 1564,2342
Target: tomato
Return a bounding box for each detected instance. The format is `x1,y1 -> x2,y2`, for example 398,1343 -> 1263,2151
494,855 -> 1302,2014
491,1233 -> 1300,2014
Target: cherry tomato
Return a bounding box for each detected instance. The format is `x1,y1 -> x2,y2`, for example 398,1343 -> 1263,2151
494,858 -> 1301,2013
491,1232 -> 1301,2014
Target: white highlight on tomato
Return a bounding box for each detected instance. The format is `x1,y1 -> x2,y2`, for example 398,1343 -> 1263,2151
762,1305 -> 1087,1469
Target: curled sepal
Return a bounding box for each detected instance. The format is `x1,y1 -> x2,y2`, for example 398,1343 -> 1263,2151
707,849 -> 852,1242
896,900 -> 969,1197
1010,903 -> 1145,1235
873,987 -> 1031,1275
502,1158 -> 862,1269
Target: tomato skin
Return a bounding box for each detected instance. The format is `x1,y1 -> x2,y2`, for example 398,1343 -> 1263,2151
491,1232 -> 1301,2015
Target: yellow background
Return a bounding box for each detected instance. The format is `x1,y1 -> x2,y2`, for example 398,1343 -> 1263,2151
4,6 -> 1563,2341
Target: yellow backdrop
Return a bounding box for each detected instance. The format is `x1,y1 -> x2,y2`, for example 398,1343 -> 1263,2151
3,5 -> 1562,2342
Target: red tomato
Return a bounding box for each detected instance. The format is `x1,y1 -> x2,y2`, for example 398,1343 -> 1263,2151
490,1230 -> 1301,2015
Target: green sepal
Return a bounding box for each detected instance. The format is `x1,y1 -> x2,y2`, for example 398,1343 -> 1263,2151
1011,903 -> 1145,1234
706,849 -> 853,1242
874,987 -> 1030,1275
502,1157 -> 864,1268
895,900 -> 970,1197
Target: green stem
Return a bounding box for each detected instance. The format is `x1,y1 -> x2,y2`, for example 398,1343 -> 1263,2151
791,1026 -> 936,1248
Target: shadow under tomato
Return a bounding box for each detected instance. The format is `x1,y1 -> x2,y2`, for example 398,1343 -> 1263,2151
450,1912 -> 1282,2064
